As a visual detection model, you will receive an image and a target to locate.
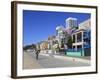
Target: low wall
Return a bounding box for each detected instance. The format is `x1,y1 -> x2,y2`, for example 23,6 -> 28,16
65,48 -> 91,57
66,51 -> 82,57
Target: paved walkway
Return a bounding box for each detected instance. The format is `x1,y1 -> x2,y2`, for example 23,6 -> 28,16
23,51 -> 90,69
23,52 -> 42,69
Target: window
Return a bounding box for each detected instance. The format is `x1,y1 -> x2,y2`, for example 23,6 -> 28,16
77,45 -> 82,50
77,32 -> 82,42
73,35 -> 75,43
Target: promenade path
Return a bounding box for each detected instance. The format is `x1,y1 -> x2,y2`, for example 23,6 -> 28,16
23,51 -> 90,69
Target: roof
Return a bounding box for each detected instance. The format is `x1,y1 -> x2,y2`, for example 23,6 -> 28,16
66,17 -> 77,21
72,29 -> 86,34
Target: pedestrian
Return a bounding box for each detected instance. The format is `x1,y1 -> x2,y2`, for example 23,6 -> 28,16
64,44 -> 68,55
35,49 -> 40,60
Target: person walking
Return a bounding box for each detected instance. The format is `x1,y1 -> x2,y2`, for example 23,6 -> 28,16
35,49 -> 40,60
64,44 -> 68,55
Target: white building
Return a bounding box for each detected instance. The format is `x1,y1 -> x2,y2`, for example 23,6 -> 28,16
56,26 -> 68,48
56,26 -> 64,45
79,19 -> 91,30
66,17 -> 78,29
72,18 -> 91,51
72,29 -> 86,50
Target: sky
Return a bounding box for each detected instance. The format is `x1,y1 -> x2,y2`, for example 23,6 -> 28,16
23,10 -> 90,46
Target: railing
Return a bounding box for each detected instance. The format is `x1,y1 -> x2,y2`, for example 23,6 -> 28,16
66,48 -> 83,56
67,47 -> 90,52
67,48 -> 82,52
66,47 -> 91,56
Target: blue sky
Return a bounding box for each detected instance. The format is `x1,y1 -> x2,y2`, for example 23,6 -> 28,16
23,10 -> 90,46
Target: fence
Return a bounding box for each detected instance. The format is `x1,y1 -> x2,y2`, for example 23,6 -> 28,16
66,48 -> 90,57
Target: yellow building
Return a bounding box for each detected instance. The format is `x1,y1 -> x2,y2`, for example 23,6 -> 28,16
40,41 -> 48,50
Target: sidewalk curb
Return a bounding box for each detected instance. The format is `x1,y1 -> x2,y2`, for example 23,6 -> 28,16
40,53 -> 90,64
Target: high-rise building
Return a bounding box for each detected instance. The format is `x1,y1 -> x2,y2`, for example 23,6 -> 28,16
56,26 -> 68,48
56,26 -> 65,45
66,17 -> 78,29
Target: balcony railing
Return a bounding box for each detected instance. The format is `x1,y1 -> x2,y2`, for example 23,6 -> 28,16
67,48 -> 82,52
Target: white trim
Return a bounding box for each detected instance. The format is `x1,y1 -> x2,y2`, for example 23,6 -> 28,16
17,3 -> 96,76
